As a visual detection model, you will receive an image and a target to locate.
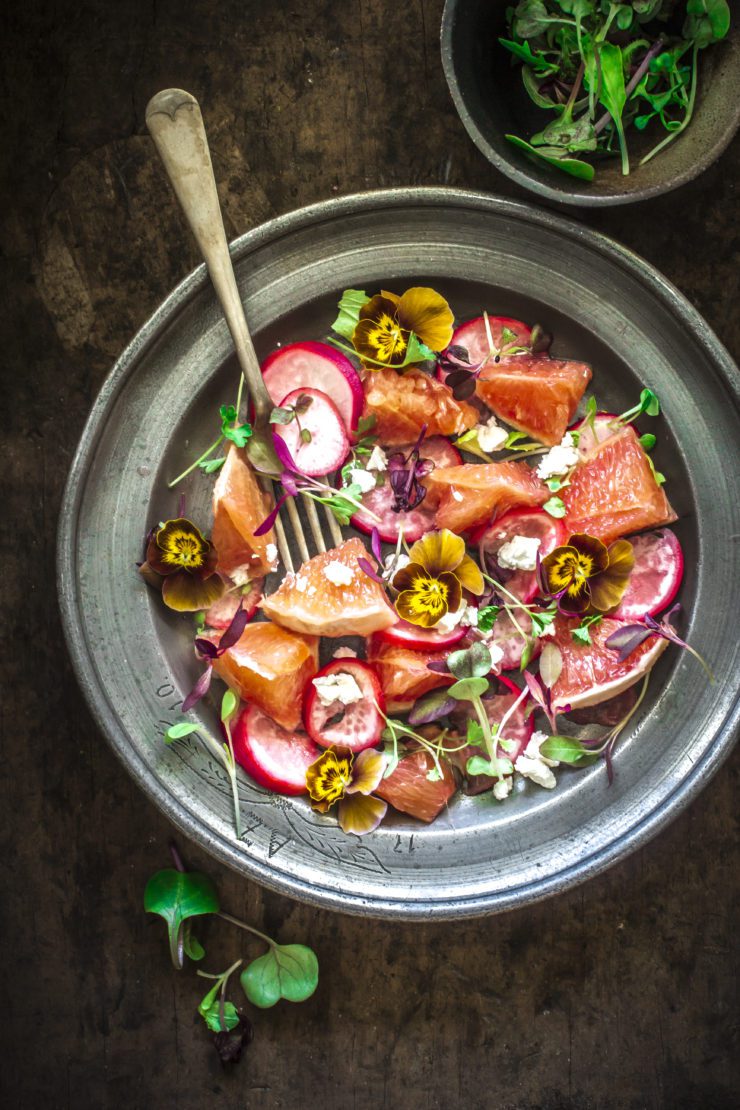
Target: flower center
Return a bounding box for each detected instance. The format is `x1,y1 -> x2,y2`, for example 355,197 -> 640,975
407,574 -> 449,619
313,760 -> 352,804
161,529 -> 206,570
548,550 -> 594,597
367,312 -> 408,363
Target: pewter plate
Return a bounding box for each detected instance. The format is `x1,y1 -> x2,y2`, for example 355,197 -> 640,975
58,189 -> 740,919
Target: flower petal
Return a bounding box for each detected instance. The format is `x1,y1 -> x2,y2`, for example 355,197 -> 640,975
568,533 -> 609,574
542,546 -> 579,594
151,518 -> 212,575
396,287 -> 454,352
454,554 -> 485,596
589,539 -> 635,612
391,561 -> 428,593
346,749 -> 388,795
161,571 -> 226,612
396,588 -> 447,628
437,572 -> 462,614
338,794 -> 388,836
408,529 -> 466,575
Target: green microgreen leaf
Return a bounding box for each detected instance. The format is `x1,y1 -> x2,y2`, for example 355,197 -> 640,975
572,613 -> 603,645
639,387 -> 660,416
270,406 -> 295,425
331,289 -> 370,339
466,719 -> 485,748
446,641 -> 495,678
144,869 -> 220,969
466,754 -> 513,778
539,735 -> 592,763
448,676 -> 490,702
543,495 -> 567,518
240,944 -> 319,1009
199,456 -> 226,474
530,605 -> 558,638
505,134 -> 596,180
477,605 -> 500,632
499,36 -> 559,74
221,689 -> 238,724
202,999 -> 240,1032
639,433 -> 657,452
164,722 -> 200,742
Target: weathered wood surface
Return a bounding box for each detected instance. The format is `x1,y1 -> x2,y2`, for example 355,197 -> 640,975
1,1 -> 738,1106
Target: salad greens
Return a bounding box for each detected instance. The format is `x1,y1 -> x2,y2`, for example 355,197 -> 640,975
501,0 -> 731,179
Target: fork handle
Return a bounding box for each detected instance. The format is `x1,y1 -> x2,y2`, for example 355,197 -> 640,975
145,89 -> 269,421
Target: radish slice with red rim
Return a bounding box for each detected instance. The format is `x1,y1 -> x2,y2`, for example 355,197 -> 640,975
303,660 -> 385,752
471,507 -> 567,603
273,387 -> 350,477
612,528 -> 684,621
231,704 -> 321,795
374,617 -> 466,652
262,341 -> 363,432
438,316 -> 533,382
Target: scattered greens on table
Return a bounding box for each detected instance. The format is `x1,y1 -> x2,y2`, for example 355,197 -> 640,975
500,1 -> 731,180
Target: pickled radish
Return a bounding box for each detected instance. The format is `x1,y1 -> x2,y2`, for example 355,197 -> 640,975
373,617 -> 466,652
273,387 -> 350,476
232,704 -> 320,795
438,315 -> 533,381
262,341 -> 363,431
471,507 -> 566,602
303,660 -> 384,752
613,528 -> 684,621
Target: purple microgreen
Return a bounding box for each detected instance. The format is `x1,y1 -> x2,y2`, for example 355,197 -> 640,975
604,624 -> 653,662
357,557 -> 384,584
271,434 -> 301,475
217,603 -> 248,653
178,492 -> 187,518
426,660 -> 452,674
195,638 -> 221,660
407,687 -> 457,726
254,493 -> 290,537
528,323 -> 552,354
182,664 -> 214,711
280,471 -> 300,497
523,670 -> 557,733
370,526 -> 383,564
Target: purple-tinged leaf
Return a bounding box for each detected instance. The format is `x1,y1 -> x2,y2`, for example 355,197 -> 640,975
218,603 -> 248,653
194,637 -> 220,660
272,434 -> 300,474
254,494 -> 289,537
444,344 -> 471,364
370,527 -> 383,564
182,664 -> 214,711
426,660 -> 451,674
604,624 -> 654,662
280,471 -> 300,497
357,557 -> 384,585
408,688 -> 457,726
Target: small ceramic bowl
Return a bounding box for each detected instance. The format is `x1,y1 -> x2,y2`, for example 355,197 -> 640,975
441,0 -> 740,207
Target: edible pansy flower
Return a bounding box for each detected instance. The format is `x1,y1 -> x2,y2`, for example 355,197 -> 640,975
352,287 -> 454,368
391,529 -> 485,628
140,517 -> 225,612
306,746 -> 388,835
541,532 -> 633,615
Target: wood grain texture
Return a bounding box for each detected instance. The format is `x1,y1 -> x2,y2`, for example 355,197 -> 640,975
0,0 -> 737,1107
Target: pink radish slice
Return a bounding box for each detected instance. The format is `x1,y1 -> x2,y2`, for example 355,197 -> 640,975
232,704 -> 321,795
375,618 -> 466,651
273,387 -> 350,477
486,606 -> 542,671
350,436 -> 463,543
438,316 -> 533,382
262,341 -> 363,432
303,660 -> 385,752
570,412 -> 619,456
205,578 -> 264,630
449,674 -> 533,794
471,507 -> 567,603
612,528 -> 684,621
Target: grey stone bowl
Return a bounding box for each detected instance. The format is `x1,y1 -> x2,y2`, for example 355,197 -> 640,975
441,0 -> 740,207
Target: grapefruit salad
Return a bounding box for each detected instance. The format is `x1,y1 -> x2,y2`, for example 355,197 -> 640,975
139,284 -> 711,840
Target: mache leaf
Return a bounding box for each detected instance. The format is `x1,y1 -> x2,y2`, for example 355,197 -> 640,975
144,869 -> 220,969
240,944 -> 319,1009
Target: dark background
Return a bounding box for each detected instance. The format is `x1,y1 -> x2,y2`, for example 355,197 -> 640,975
1,1 -> 738,1107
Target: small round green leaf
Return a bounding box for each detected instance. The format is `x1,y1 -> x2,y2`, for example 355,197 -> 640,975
240,944 -> 319,1009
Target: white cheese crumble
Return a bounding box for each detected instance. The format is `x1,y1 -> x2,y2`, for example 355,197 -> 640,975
462,605 -> 480,628
384,552 -> 410,575
323,560 -> 355,587
493,777 -> 513,801
536,432 -> 579,480
366,445 -> 388,472
433,604 -> 467,634
515,730 -> 560,789
487,642 -> 504,669
475,415 -> 509,454
348,468 -> 376,494
265,543 -> 278,567
497,534 -> 541,571
333,646 -> 358,659
312,671 -> 363,707
294,575 -> 308,593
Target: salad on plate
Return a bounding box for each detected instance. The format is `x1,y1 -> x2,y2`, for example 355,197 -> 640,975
140,284 -> 711,840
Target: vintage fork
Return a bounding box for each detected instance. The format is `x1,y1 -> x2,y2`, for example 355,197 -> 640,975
145,88 -> 342,574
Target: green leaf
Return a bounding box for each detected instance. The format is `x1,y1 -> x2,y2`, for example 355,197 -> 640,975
199,456 -> 226,474
240,944 -> 319,1009
466,719 -> 485,747
546,475 -> 566,492
684,0 -> 731,48
331,289 -> 370,339
506,134 -> 596,180
530,606 -> 558,638
597,43 -> 629,175
512,0 -> 552,38
531,110 -> 597,152
543,495 -> 567,518
539,641 -> 562,688
448,676 -> 490,702
270,406 -> 295,425
224,423 -> 253,448
521,66 -> 565,111
540,735 -> 591,763
202,1000 -> 240,1032
639,387 -> 660,416
572,613 -> 602,645
477,605 -> 500,632
221,689 -> 238,723
144,869 -> 220,969
446,641 -> 495,679
300,428 -> 313,444
466,754 -> 513,778
638,433 -> 656,452
520,637 -> 535,671
164,722 -> 200,743
499,37 -> 559,74
615,4 -> 633,30
182,922 -> 205,962
404,332 -> 437,364
354,414 -> 377,437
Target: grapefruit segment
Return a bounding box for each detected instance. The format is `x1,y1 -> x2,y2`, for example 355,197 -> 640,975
374,750 -> 457,823
212,446 -> 277,582
212,620 -> 319,731
563,425 -> 677,544
205,578 -> 264,630
232,704 -> 320,795
426,462 -> 548,533
547,614 -> 669,712
476,356 -> 592,446
366,637 -> 453,713
261,537 -> 396,637
362,368 -> 478,445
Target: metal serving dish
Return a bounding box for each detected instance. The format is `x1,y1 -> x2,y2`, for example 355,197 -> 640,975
58,189 -> 740,919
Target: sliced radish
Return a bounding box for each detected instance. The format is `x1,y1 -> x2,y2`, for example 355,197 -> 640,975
612,528 -> 684,621
350,436 -> 462,543
303,660 -> 385,753
438,316 -> 533,382
273,387 -> 350,477
570,412 -> 619,456
374,617 -> 466,652
231,704 -> 321,795
205,578 -> 264,630
262,341 -> 363,432
471,507 -> 567,602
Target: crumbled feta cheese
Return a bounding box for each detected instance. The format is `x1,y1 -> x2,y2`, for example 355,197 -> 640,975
515,732 -> 559,789
475,415 -> 509,453
497,534 -> 541,571
348,468 -> 376,494
433,605 -> 467,634
294,575 -> 308,593
451,490 -> 464,502
462,605 -> 479,628
487,642 -> 504,669
312,671 -> 363,707
524,730 -> 560,768
323,560 -> 355,587
493,777 -> 513,801
333,646 -> 358,659
307,585 -> 317,596
366,446 -> 388,472
265,543 -> 278,567
536,432 -> 579,480
384,553 -> 410,574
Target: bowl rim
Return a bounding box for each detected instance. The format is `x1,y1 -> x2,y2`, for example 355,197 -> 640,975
57,187 -> 740,918
440,0 -> 740,208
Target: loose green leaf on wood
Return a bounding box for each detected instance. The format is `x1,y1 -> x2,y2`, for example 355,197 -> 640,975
144,869 -> 220,969
240,944 -> 319,1009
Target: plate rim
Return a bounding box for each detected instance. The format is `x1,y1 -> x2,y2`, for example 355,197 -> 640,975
57,187 -> 740,919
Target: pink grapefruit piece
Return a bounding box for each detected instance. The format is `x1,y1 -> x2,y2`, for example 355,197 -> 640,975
427,461 -> 548,533
211,446 -> 277,582
374,750 -> 457,823
205,577 -> 264,630
476,356 -> 592,446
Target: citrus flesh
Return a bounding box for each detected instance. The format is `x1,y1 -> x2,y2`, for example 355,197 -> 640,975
362,368 -> 478,444
476,356 -> 592,446
211,446 -> 276,581
366,637 -> 453,713
427,461 -> 548,533
374,749 -> 457,823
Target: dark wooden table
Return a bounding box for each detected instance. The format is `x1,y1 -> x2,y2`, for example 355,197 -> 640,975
2,2 -> 738,1106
